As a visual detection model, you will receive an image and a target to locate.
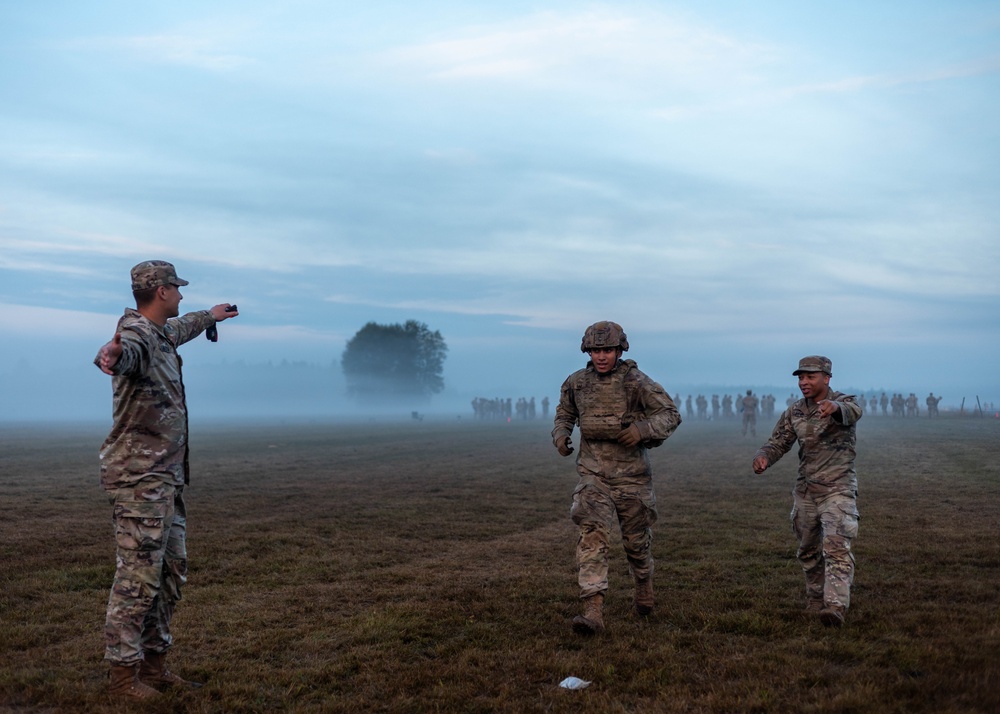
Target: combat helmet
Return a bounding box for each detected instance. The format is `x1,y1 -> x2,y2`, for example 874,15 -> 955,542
581,321 -> 629,353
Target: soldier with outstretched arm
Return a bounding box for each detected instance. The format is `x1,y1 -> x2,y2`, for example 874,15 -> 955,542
752,355 -> 862,627
95,260 -> 237,700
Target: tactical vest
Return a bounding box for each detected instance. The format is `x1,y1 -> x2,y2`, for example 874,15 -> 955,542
577,368 -> 630,440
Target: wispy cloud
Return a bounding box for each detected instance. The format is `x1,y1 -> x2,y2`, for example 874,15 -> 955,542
67,26 -> 256,72
653,53 -> 1000,120
120,33 -> 254,70
382,8 -> 772,92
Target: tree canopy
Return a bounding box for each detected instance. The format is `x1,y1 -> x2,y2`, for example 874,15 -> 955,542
341,320 -> 447,402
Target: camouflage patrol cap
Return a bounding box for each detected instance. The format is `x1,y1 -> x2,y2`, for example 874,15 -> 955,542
793,355 -> 832,377
130,260 -> 189,291
581,321 -> 629,353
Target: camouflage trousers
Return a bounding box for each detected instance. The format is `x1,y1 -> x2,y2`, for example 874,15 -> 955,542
790,489 -> 859,611
741,413 -> 756,435
104,479 -> 188,665
570,470 -> 658,599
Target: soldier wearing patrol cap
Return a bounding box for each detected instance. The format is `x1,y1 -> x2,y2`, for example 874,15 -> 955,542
751,355 -> 862,627
94,261 -> 238,699
552,321 -> 681,635
130,259 -> 190,291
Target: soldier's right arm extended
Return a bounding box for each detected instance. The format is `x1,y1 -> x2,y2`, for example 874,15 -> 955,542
95,330 -> 150,378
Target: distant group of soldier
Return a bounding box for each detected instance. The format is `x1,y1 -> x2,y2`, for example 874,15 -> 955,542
490,389 -> 947,429
672,392 -> 779,436
470,396 -> 550,421
851,392 -> 944,417
669,390 -> 947,427
677,393 -> 780,420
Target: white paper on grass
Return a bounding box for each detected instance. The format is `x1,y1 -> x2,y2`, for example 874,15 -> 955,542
559,676 -> 591,690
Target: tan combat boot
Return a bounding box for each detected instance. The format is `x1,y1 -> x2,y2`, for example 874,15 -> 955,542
108,663 -> 160,700
819,606 -> 846,628
572,593 -> 606,635
139,652 -> 203,690
634,577 -> 654,616
804,597 -> 824,614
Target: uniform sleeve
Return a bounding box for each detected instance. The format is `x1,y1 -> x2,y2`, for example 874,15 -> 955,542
95,328 -> 151,378
832,395 -> 863,426
167,310 -> 217,347
754,408 -> 797,465
634,377 -> 681,444
551,376 -> 578,444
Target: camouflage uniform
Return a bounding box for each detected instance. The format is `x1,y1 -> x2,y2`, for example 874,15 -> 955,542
754,358 -> 862,618
97,264 -> 216,666
553,358 -> 681,599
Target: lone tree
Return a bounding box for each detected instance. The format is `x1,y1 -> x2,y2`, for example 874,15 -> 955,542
341,320 -> 447,402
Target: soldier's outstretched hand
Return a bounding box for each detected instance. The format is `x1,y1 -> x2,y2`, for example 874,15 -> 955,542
752,455 -> 769,474
556,436 -> 574,457
97,333 -> 123,375
816,400 -> 838,418
210,303 -> 239,322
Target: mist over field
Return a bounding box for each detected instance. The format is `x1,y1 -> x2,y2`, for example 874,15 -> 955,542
3,334 -> 995,424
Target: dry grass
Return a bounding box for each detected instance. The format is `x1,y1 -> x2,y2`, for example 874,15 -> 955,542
1,415 -> 998,712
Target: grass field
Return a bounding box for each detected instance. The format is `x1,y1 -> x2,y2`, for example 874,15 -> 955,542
1,415 -> 998,713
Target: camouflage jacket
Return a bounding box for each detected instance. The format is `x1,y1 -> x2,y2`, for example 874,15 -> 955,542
754,390 -> 862,496
95,308 -> 215,490
552,359 -> 681,479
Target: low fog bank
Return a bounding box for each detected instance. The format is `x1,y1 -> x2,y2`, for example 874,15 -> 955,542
2,358 -> 997,425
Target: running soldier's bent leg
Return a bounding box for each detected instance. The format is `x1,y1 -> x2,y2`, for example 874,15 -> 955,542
614,478 -> 658,582
571,481 -> 617,599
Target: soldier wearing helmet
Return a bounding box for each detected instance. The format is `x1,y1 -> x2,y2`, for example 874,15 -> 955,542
552,321 -> 681,635
751,355 -> 863,628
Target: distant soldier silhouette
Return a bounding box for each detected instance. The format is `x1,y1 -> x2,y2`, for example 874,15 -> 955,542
762,394 -> 775,419
926,393 -> 942,417
740,390 -> 759,436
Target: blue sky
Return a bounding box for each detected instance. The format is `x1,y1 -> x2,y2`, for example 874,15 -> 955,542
2,1 -> 998,419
